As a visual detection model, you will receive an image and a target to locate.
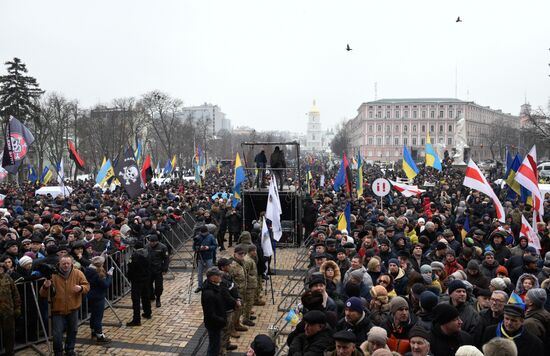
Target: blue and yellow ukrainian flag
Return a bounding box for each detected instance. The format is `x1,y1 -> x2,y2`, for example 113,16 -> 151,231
356,153 -> 364,197
508,291 -> 526,309
134,142 -> 142,164
505,153 -> 522,200
171,155 -> 177,171
96,157 -> 114,186
41,166 -> 53,184
28,165 -> 38,184
163,159 -> 172,176
403,145 -> 419,180
232,152 -> 245,207
425,133 -> 442,171
337,202 -> 351,232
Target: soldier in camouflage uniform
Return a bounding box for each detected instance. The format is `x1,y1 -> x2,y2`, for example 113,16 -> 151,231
228,245 -> 248,333
242,244 -> 258,326
217,258 -> 239,354
0,260 -> 21,356
238,231 -> 266,306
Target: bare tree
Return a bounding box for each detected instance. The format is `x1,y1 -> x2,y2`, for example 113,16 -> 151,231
140,91 -> 183,161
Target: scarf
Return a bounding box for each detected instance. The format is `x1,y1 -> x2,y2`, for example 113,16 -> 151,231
495,321 -> 523,340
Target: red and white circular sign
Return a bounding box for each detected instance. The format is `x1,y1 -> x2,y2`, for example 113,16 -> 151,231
372,178 -> 391,197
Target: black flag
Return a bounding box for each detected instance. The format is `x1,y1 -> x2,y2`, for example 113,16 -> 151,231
114,147 -> 145,199
2,116 -> 35,174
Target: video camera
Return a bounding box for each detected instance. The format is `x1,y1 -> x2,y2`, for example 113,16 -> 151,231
35,263 -> 60,279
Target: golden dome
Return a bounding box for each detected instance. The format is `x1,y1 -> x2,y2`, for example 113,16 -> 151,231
310,100 -> 320,114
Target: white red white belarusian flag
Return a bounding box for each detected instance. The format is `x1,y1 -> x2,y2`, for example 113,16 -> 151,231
514,145 -> 543,219
0,193 -> 5,207
520,215 -> 541,250
463,159 -> 505,223
389,180 -> 425,197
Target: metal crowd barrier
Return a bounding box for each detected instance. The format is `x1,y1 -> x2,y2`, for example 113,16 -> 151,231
0,217 -> 191,355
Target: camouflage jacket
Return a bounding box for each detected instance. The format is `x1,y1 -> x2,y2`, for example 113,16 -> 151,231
228,257 -> 247,294
244,255 -> 258,289
0,273 -> 21,317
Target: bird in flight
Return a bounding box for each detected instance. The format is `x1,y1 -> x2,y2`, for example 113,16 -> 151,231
456,16 -> 462,22
346,44 -> 352,51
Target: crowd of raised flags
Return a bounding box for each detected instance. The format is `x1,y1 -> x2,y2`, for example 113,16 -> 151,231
304,139 -> 546,252
0,115 -> 204,200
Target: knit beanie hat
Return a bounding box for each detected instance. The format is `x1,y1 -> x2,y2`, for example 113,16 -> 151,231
367,326 -> 388,345
496,265 -> 509,276
250,334 -> 276,356
389,296 -> 409,314
388,258 -> 399,267
345,297 -> 365,313
467,260 -> 480,271
490,277 -> 507,291
18,255 -> 33,267
455,345 -> 484,356
526,288 -> 547,308
408,325 -> 430,340
448,280 -> 467,295
430,261 -> 445,271
420,264 -> 432,274
433,303 -> 460,325
419,290 -> 438,312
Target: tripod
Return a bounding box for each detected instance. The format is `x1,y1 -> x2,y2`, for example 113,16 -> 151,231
186,251 -> 198,304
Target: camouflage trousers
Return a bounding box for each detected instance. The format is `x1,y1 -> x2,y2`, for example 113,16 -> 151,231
232,306 -> 243,327
243,288 -> 256,320
254,277 -> 264,303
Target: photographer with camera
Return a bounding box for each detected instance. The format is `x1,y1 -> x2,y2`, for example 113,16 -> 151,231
39,255 -> 90,356
0,258 -> 21,356
192,225 -> 218,293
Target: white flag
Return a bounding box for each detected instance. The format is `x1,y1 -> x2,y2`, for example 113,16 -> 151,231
57,158 -> 65,186
520,215 -> 541,251
265,176 -> 283,241
261,216 -> 273,257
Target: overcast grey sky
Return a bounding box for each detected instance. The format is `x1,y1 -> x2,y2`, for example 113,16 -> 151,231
1,0 -> 549,132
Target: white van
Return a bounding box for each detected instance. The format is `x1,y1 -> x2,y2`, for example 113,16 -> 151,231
538,162 -> 550,178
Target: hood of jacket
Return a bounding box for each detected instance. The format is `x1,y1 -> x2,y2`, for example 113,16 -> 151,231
238,231 -> 252,244
319,260 -> 341,283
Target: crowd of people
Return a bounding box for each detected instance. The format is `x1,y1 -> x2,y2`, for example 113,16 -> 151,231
0,150 -> 549,356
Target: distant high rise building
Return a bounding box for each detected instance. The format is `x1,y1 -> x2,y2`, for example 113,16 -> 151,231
178,103 -> 230,136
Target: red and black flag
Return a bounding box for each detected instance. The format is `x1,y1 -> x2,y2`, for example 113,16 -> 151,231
141,154 -> 153,184
333,153 -> 353,193
67,139 -> 85,170
2,116 -> 35,174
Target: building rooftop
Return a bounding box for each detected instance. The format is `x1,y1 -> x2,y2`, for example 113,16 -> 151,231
366,98 -> 466,105
310,100 -> 320,113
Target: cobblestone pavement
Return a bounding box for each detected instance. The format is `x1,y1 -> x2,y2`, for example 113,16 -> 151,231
17,246 -> 307,356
